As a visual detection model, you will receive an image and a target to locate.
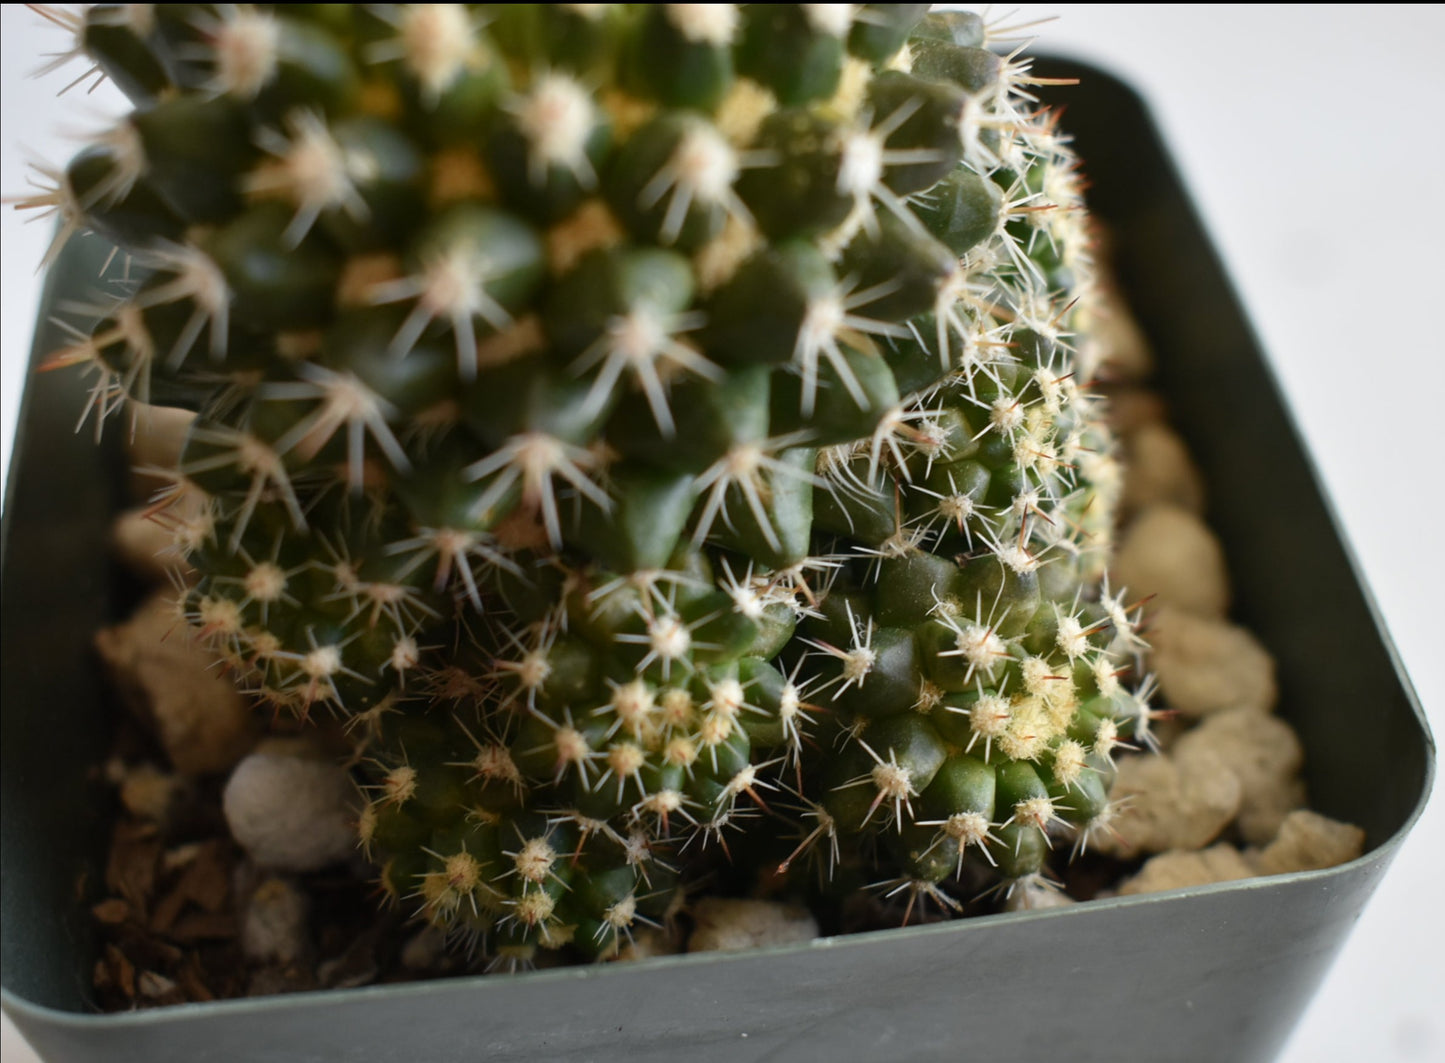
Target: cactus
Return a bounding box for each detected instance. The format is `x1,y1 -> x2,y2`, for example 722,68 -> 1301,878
27,3 -> 1153,965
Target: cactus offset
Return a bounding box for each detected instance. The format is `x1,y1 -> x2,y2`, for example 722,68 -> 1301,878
28,4 -> 1153,963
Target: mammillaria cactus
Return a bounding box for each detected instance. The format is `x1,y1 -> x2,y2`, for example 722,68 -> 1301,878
27,3 -> 1153,967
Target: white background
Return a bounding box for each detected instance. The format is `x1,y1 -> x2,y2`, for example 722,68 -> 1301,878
3,6 -> 1441,1061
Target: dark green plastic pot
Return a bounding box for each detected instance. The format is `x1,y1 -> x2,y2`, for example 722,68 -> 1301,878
1,60 -> 1433,1063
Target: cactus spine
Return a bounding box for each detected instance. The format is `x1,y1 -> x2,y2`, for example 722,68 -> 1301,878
30,3 -> 1150,964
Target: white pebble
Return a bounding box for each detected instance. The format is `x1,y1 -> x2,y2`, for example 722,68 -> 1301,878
1175,708 -> 1305,845
1119,844 -> 1256,895
1082,281 -> 1153,380
1122,422 -> 1205,517
94,591 -> 256,775
125,403 -> 195,499
612,925 -> 682,962
1150,606 -> 1277,717
110,508 -> 194,584
1002,877 -> 1076,911
1095,743 -> 1242,857
687,898 -> 817,954
241,876 -> 311,965
223,752 -> 359,871
400,925 -> 449,971
1115,505 -> 1230,618
1255,810 -> 1365,875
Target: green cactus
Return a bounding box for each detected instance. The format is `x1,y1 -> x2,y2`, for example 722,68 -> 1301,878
28,3 -> 1153,964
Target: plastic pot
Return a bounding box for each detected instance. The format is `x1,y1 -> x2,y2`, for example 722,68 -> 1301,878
1,58 -> 1433,1063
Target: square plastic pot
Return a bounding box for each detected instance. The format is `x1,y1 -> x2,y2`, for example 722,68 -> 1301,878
1,58 -> 1433,1063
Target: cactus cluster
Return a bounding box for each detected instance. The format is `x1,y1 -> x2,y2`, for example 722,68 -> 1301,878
29,3 -> 1153,966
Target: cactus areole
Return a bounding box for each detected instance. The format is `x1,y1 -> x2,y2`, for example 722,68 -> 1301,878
31,4 -> 1156,967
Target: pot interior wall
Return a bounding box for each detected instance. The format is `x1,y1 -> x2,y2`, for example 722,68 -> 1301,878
2,232 -> 131,1012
